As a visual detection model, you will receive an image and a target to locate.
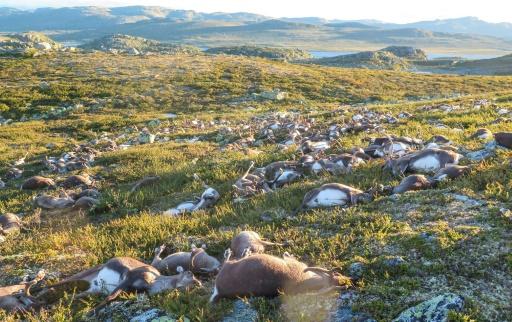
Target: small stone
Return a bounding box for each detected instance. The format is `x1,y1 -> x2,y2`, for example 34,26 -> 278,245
147,119 -> 161,127
129,308 -> 175,322
383,256 -> 407,267
348,262 -> 365,279
393,293 -> 464,322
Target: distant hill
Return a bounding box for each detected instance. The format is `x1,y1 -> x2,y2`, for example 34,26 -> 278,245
414,53 -> 512,75
374,17 -> 512,40
206,45 -> 312,60
0,7 -> 511,54
80,34 -> 201,55
0,6 -> 267,31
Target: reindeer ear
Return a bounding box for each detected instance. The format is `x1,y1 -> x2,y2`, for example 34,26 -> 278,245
176,266 -> 184,273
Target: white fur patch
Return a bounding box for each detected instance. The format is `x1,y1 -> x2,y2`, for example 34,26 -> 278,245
411,155 -> 441,172
89,268 -> 122,294
275,170 -> 299,184
311,141 -> 330,151
306,189 -> 348,208
311,162 -> 323,173
164,202 -> 196,216
209,286 -> 219,303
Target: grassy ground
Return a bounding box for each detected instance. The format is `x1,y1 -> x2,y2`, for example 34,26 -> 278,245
0,53 -> 511,321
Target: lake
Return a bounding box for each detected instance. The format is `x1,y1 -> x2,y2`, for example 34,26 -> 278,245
310,50 -> 503,60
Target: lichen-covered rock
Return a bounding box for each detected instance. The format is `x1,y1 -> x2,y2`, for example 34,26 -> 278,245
222,300 -> 258,322
330,306 -> 376,322
393,293 -> 464,322
348,262 -> 365,280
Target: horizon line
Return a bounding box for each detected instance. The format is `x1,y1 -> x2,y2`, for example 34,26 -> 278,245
1,5 -> 512,25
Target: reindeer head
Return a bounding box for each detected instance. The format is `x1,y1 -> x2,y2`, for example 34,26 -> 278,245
303,267 -> 352,293
175,266 -> 202,289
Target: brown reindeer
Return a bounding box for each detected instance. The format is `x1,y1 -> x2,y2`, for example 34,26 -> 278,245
230,231 -> 282,259
210,252 -> 349,302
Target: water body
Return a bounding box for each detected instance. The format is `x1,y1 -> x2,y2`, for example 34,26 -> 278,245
309,50 -> 503,60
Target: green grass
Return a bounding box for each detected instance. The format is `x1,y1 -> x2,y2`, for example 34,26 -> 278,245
0,53 -> 511,321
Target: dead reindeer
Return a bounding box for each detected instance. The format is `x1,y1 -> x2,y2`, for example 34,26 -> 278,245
190,245 -> 221,274
210,253 -> 350,302
384,148 -> 462,176
34,194 -> 75,210
470,128 -> 493,140
73,196 -> 100,210
0,213 -> 22,236
12,153 -> 29,167
151,245 -> 192,275
297,183 -> 372,213
152,244 -> 220,275
392,175 -> 432,194
52,257 -> 201,315
230,231 -> 283,259
164,184 -> 220,216
60,175 -> 93,189
430,165 -> 471,182
494,132 -> 512,149
21,176 -> 55,190
0,270 -> 45,313
264,161 -> 303,189
233,162 -> 271,199
130,176 -> 161,193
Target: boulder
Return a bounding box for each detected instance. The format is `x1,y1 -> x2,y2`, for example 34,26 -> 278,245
393,293 -> 464,322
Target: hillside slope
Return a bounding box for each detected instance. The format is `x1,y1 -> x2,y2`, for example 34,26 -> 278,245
0,53 -> 511,321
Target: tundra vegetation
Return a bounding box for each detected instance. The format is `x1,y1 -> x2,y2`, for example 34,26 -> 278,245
0,52 -> 511,321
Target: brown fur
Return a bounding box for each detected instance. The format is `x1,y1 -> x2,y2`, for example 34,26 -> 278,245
494,132 -> 512,149
392,175 -> 431,194
61,175 -> 92,189
21,176 -> 55,190
211,253 -> 347,301
0,271 -> 45,313
0,213 -> 21,235
230,231 -> 282,259
431,165 -> 471,181
73,196 -> 99,210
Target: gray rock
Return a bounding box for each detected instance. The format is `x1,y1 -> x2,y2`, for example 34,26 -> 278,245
466,149 -> 494,161
330,306 -> 376,322
222,300 -> 258,322
383,256 -> 407,267
129,308 -> 175,322
348,262 -> 365,279
393,293 -> 464,322
138,132 -> 156,144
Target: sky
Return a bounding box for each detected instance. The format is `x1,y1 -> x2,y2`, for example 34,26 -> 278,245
1,0 -> 511,24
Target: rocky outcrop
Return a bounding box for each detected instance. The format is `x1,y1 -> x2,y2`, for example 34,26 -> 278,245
80,34 -> 201,55
0,32 -> 63,56
314,50 -> 410,70
393,293 -> 464,322
381,46 -> 428,61
206,45 -> 312,61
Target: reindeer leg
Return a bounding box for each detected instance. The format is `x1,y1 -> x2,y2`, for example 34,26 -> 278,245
88,288 -> 124,316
